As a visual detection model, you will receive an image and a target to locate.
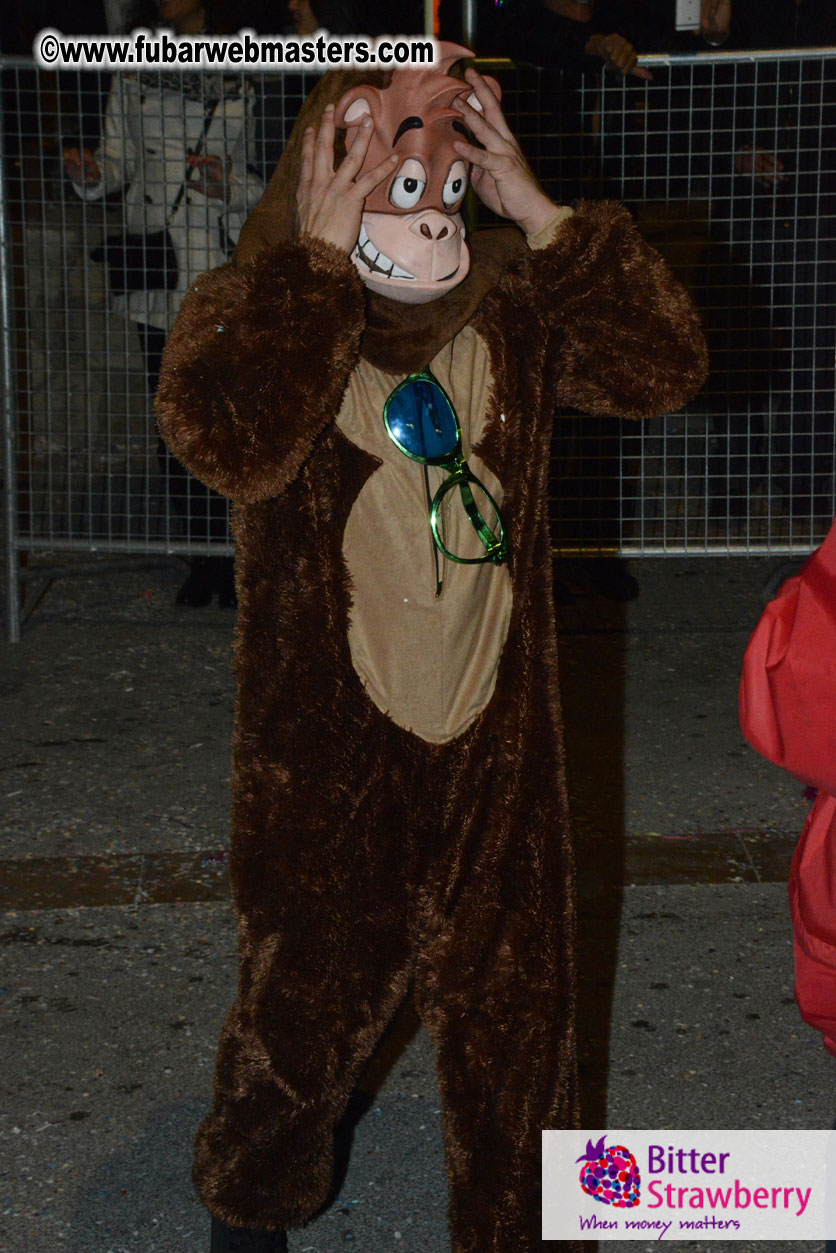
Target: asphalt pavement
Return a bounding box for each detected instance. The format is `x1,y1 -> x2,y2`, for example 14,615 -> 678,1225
1,554 -> 832,1253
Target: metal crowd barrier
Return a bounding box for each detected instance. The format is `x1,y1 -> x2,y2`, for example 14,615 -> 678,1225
589,47 -> 836,560
2,51 -> 835,641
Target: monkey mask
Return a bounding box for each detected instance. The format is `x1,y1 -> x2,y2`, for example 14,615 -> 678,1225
334,44 -> 501,305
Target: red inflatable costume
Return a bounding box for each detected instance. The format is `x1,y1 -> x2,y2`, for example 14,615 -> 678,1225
741,516 -> 836,1057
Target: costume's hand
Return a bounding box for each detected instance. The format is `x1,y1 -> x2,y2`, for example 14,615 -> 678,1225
736,144 -> 786,189
584,32 -> 653,81
451,68 -> 557,236
187,153 -> 230,200
63,146 -> 101,183
700,0 -> 731,42
296,105 -> 398,253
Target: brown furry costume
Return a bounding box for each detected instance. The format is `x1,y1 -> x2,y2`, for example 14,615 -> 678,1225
156,63 -> 707,1253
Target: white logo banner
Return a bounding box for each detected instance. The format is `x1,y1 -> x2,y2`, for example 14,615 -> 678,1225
543,1129 -> 836,1241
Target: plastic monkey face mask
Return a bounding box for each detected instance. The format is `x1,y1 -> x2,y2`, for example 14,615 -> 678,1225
335,44 -> 501,305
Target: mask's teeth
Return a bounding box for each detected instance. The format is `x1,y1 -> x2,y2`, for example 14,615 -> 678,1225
355,231 -> 416,280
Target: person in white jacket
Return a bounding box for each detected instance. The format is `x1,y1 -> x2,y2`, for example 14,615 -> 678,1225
64,0 -> 263,605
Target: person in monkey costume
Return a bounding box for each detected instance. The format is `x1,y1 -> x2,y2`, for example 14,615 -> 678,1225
156,42 -> 707,1253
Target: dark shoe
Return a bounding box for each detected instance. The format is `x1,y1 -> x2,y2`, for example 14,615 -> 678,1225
216,557 -> 237,609
552,575 -> 576,606
584,557 -> 639,602
210,1216 -> 288,1252
175,558 -> 214,608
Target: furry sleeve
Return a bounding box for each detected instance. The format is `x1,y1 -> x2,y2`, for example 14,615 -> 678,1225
531,200 -> 708,419
155,236 -> 365,502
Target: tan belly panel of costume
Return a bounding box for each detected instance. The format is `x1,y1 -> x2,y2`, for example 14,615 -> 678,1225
337,326 -> 513,744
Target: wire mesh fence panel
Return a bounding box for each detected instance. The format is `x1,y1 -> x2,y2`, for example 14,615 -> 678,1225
1,59 -> 316,558
3,52 -> 835,580
520,49 -> 836,556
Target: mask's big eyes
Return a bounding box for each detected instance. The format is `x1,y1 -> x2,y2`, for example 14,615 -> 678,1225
442,160 -> 468,209
389,158 -> 427,209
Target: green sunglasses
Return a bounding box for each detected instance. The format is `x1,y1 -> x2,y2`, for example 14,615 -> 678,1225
383,368 -> 508,566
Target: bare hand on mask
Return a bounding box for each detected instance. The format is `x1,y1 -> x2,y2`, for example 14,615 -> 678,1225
451,69 -> 558,237
296,105 -> 398,254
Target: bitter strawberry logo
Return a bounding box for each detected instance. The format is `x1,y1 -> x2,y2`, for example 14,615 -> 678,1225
577,1136 -> 641,1208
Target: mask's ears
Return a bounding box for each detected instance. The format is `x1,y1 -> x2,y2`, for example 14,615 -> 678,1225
462,74 -> 502,112
335,84 -> 381,131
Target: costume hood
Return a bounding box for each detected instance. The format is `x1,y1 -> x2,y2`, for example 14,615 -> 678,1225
233,52 -> 527,374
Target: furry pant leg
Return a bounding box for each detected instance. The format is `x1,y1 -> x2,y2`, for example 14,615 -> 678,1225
193,729 -> 432,1231
194,885 -> 415,1230
414,716 -> 580,1253
194,673 -> 578,1245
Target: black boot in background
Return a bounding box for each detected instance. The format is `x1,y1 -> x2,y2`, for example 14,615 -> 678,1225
216,556 -> 237,609
175,557 -> 215,607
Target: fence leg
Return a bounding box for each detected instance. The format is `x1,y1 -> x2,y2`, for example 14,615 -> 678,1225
0,85 -> 21,643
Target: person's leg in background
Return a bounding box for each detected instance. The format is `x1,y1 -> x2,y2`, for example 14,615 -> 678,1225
551,411 -> 640,603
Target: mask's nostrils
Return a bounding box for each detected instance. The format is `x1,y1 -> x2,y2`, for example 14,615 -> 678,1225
415,213 -> 454,242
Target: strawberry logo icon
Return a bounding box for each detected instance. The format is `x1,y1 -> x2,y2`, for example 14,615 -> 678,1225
576,1135 -> 641,1207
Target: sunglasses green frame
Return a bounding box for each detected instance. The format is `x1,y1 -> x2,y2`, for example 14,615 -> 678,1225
383,368 -> 508,566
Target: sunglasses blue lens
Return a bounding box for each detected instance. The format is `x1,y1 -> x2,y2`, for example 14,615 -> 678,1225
386,378 -> 458,462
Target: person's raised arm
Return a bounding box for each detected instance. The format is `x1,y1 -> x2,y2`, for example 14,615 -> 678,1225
453,68 -> 706,419
155,112 -> 397,503
541,200 -> 708,418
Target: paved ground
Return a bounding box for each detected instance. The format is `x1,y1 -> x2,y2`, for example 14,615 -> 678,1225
1,554 -> 832,1253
